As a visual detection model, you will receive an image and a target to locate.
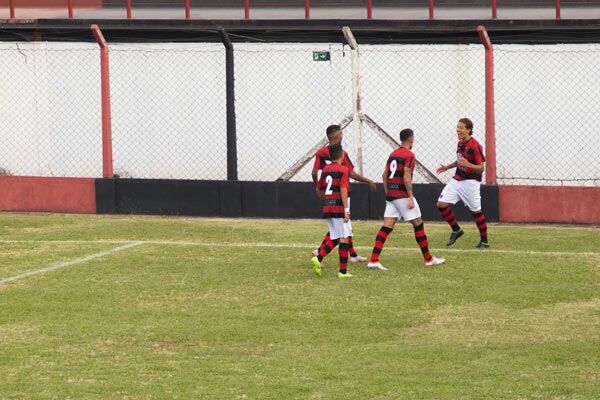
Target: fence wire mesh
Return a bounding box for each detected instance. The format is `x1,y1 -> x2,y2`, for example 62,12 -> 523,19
234,43 -> 351,182
1,40 -> 599,187
109,43 -> 226,179
0,42 -> 101,178
360,44 -> 485,184
495,44 -> 600,186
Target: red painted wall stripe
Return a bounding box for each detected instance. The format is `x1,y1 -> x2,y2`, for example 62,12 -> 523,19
0,176 -> 96,214
499,185 -> 600,224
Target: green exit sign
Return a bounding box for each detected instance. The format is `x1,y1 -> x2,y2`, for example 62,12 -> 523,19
313,51 -> 331,61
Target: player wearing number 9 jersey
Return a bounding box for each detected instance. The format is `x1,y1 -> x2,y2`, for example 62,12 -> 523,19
311,144 -> 354,278
367,129 -> 445,270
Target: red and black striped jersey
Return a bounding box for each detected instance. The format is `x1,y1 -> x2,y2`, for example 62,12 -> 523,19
317,163 -> 350,219
313,146 -> 354,174
454,137 -> 485,182
385,147 -> 416,201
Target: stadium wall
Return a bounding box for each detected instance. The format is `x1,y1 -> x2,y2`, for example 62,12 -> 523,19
94,179 -> 500,222
0,176 -> 96,214
499,185 -> 600,224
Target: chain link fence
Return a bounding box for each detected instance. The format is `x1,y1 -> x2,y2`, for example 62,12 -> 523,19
495,44 -> 600,186
1,40 -> 599,186
361,44 -> 485,184
0,42 -> 101,178
109,43 -> 226,179
235,43 -> 351,181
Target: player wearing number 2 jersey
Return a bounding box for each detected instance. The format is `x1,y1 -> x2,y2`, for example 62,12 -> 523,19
311,144 -> 354,278
311,124 -> 376,264
436,118 -> 489,249
367,129 -> 445,270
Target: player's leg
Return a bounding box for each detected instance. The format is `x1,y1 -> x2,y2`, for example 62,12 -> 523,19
347,237 -> 367,263
311,222 -> 340,276
409,216 -> 445,266
367,201 -> 399,271
437,179 -> 463,246
312,231 -> 333,257
458,181 -> 489,248
338,220 -> 354,278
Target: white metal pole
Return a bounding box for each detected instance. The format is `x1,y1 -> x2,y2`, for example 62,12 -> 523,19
342,26 -> 364,175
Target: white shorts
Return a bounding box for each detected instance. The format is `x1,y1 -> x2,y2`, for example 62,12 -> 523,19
438,178 -> 482,212
327,218 -> 353,240
384,198 -> 422,222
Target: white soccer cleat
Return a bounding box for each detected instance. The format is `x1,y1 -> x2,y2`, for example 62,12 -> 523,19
311,249 -> 319,257
367,262 -> 388,271
350,255 -> 368,263
425,257 -> 445,266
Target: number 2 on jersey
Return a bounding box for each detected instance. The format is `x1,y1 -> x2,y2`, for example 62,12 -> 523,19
389,160 -> 398,179
325,175 -> 334,195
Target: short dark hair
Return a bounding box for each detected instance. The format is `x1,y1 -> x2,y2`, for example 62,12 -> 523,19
326,124 -> 341,139
459,118 -> 473,135
400,128 -> 414,142
328,144 -> 343,161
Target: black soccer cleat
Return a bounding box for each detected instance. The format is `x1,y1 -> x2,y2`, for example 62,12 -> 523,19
446,229 -> 464,246
475,241 -> 490,249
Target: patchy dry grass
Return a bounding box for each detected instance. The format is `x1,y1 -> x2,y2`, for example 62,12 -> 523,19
0,213 -> 599,399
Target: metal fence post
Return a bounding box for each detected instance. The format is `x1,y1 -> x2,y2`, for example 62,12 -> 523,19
219,28 -> 238,181
91,24 -> 114,179
9,0 -> 15,19
343,26 -> 364,176
478,25 -> 497,185
556,0 -> 561,19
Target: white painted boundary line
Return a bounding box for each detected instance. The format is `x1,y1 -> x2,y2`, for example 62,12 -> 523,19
0,239 -> 598,257
0,242 -> 143,285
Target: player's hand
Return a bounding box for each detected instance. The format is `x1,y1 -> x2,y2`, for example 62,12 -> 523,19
436,164 -> 446,174
458,157 -> 470,168
316,188 -> 324,199
408,198 -> 415,209
344,212 -> 350,222
368,180 -> 377,192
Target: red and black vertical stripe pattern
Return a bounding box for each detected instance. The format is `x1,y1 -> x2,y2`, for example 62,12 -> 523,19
413,223 -> 433,262
317,233 -> 339,262
473,211 -> 488,242
438,206 -> 461,232
370,226 -> 393,262
339,242 -> 349,273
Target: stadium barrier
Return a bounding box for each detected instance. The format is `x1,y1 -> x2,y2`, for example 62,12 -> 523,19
0,25 -> 598,223
1,0 -> 564,21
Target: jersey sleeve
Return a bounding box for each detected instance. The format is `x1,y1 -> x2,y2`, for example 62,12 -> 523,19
312,150 -> 323,171
407,153 -> 416,170
343,152 -> 355,174
473,143 -> 485,164
340,168 -> 350,190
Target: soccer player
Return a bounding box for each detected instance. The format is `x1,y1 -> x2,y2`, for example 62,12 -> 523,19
367,129 -> 445,270
311,144 -> 354,278
311,124 -> 376,263
436,118 -> 489,248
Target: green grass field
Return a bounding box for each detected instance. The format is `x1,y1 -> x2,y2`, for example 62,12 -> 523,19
1,213 -> 599,399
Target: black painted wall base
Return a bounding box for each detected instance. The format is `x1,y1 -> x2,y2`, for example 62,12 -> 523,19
96,179 -> 499,222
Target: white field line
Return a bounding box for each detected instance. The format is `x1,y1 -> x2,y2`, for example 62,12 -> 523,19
0,239 -> 598,258
0,242 -> 143,285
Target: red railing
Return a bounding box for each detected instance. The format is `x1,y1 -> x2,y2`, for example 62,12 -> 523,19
4,2 -> 567,21
90,24 -> 114,179
477,25 -> 497,185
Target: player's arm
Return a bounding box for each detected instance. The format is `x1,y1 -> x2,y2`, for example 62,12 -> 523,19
341,187 -> 350,222
436,160 -> 458,174
404,166 -> 415,209
315,176 -> 325,199
457,158 -> 485,173
311,167 -> 319,186
349,170 -> 377,192
382,166 -> 389,197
